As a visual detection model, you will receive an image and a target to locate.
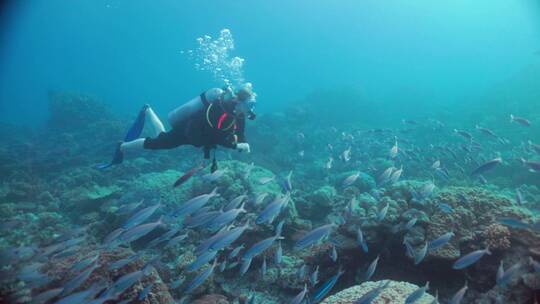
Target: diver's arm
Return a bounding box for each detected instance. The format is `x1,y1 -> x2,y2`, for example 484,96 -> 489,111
234,117 -> 250,152
236,116 -> 247,143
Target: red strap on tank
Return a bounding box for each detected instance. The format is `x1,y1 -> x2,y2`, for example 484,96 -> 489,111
217,113 -> 228,129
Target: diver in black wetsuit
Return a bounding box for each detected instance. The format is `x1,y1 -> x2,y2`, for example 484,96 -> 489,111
98,83 -> 256,170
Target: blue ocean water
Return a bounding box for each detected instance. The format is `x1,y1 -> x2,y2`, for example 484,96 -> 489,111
1,0 -> 540,126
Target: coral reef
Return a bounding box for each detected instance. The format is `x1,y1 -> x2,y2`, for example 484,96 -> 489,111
482,223 -> 511,251
2,89 -> 540,304
320,280 -> 435,304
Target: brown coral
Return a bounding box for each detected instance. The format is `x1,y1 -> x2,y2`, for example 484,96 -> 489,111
193,294 -> 229,304
483,223 -> 511,250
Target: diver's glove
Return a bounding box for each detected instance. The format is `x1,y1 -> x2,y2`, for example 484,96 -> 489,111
236,143 -> 251,153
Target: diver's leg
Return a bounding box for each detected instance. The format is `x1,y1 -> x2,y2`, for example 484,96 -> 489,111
146,107 -> 165,136
120,138 -> 146,153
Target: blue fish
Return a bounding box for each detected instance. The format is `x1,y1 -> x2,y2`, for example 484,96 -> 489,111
414,242 -> 428,265
275,241 -> 283,264
122,203 -> 160,229
175,188 -> 219,218
353,280 -> 390,304
496,261 -> 522,286
188,250 -> 218,272
437,203 -> 453,214
240,257 -> 252,276
60,262 -> 98,296
228,244 -> 245,260
295,224 -> 335,250
310,265 -> 320,286
428,232 -> 454,250
104,268 -> 147,298
138,283 -> 154,300
453,248 -> 491,270
185,259 -> 217,293
207,220 -> 251,252
365,255 -> 379,281
449,281 -> 468,304
224,194 -> 247,212
376,204 -> 389,222
281,171 -> 293,192
290,284 -> 308,304
313,268 -> 345,302
330,245 -> 338,262
403,239 -> 415,258
261,256 -> 267,276
184,210 -> 220,229
497,217 -> 529,230
243,233 -> 284,260
55,283 -> 105,304
118,217 -> 163,243
256,193 -> 289,225
70,253 -> 100,273
165,233 -> 188,248
405,281 -> 429,304
470,157 -> 502,176
530,257 -> 540,273
207,203 -> 246,231
31,288 -> 63,304
109,252 -> 143,271
275,220 -> 285,237
404,217 -> 417,230
357,228 -> 368,253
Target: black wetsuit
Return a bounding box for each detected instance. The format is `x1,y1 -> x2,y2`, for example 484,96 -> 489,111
143,94 -> 246,158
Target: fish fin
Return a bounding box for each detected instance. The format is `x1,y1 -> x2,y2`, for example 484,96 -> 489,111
210,187 -> 219,196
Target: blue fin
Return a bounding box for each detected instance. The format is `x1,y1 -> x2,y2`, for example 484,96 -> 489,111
124,105 -> 148,142
95,142 -> 123,170
97,105 -> 147,170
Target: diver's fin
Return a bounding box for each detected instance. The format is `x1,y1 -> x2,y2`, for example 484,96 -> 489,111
96,105 -> 147,170
95,142 -> 123,170
124,105 -> 148,142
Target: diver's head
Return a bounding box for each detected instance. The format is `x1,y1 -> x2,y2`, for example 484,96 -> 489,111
236,82 -> 256,101
234,83 -> 257,119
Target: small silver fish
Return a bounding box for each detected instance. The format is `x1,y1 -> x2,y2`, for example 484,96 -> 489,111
414,242 -> 428,265
228,244 -> 245,260
290,284 -> 308,304
364,255 -> 379,281
240,257 -> 252,276
261,256 -> 267,276
389,138 -> 399,158
510,114 -> 531,127
258,176 -> 275,185
404,217 -> 417,230
405,281 -> 429,304
275,241 -> 283,264
343,172 -> 360,187
453,248 -> 491,269
449,281 -> 468,304
310,265 -> 319,286
376,204 -> 389,222
330,245 -> 338,262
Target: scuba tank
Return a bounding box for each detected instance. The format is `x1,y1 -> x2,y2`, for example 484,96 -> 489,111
167,88 -> 228,129
167,95 -> 204,129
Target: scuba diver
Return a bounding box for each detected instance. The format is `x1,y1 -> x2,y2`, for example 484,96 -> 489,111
97,83 -> 256,171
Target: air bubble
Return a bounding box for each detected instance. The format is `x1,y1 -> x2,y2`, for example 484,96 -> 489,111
180,29 -> 246,87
